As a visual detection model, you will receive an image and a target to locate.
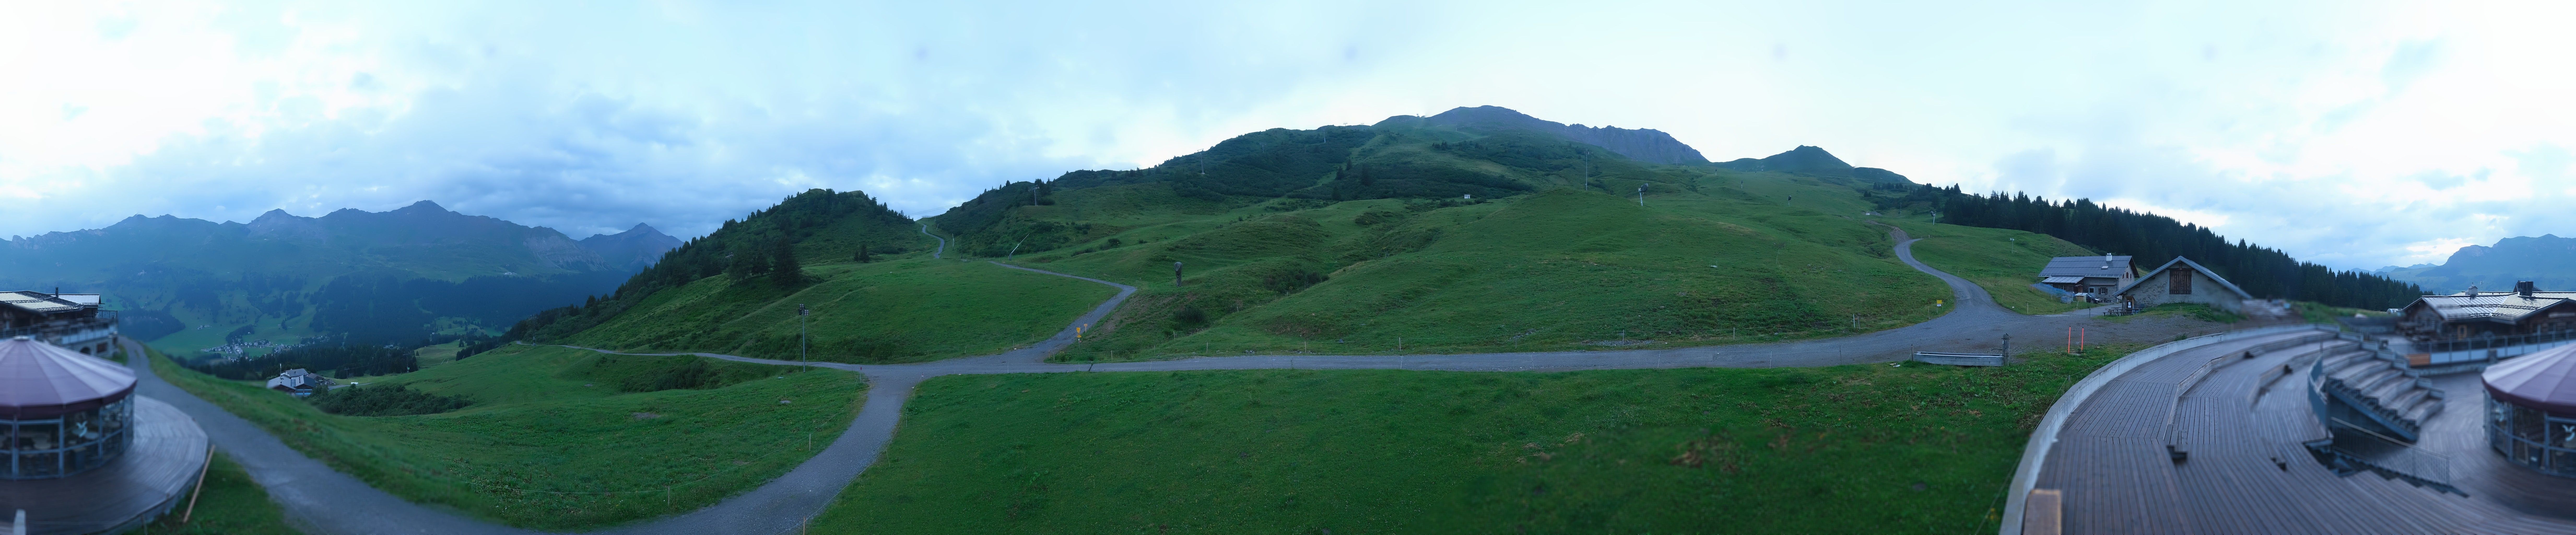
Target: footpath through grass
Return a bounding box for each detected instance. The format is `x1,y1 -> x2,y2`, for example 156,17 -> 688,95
815,346 -> 2140,533
562,257 -> 1114,363
150,344 -> 865,530
133,452 -> 300,534
1885,219 -> 2101,316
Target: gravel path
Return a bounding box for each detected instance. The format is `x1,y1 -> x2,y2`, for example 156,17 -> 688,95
124,224 -> 2214,534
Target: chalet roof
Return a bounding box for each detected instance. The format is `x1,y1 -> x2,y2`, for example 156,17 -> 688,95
2039,276 -> 2087,284
0,291 -> 86,315
2113,257 -> 2254,300
2486,344 -> 2576,414
0,336 -> 136,419
2402,290 -> 2576,325
2039,255 -> 2134,277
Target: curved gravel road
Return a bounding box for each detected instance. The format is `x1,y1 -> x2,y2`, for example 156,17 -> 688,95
121,224 -> 2212,534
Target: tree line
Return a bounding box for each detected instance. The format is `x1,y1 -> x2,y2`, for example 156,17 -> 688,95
1927,186 -> 2422,309
494,189 -> 918,344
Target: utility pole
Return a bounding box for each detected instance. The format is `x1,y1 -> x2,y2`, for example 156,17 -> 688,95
2001,333 -> 2012,365
797,304 -> 810,367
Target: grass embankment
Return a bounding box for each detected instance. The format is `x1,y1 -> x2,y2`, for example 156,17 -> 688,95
816,346 -> 2139,533
1004,171 -> 1952,360
561,257 -> 1114,363
133,453 -> 300,534
148,344 -> 864,530
1884,219 -> 2101,316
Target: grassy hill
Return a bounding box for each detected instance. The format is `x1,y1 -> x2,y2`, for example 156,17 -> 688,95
497,189 -> 1119,363
933,171 -> 1952,359
1883,219 -> 2102,315
812,345 -> 2142,533
561,257 -> 1115,363
150,344 -> 862,530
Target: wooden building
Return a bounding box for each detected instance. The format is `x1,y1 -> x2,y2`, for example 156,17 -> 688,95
2037,254 -> 2137,298
0,291 -> 116,356
2109,257 -> 2252,313
2395,281 -> 2576,341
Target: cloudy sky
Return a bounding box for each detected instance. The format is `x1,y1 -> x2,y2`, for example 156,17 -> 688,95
2,0 -> 2567,269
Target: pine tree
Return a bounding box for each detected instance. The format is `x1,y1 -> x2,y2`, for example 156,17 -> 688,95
854,243 -> 872,263
773,238 -> 803,283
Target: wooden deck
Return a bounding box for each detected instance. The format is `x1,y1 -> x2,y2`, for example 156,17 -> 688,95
2036,332 -> 2576,534
0,397 -> 209,535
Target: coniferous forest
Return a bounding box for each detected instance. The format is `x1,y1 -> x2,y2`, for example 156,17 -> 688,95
1926,186 -> 2422,309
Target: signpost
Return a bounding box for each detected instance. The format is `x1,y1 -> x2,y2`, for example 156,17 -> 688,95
797,304 -> 810,367
1174,261 -> 1185,287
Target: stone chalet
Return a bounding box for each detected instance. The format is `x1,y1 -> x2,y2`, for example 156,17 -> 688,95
2109,257 -> 2254,314
2395,281 -> 2576,341
2039,255 -> 2137,298
0,290 -> 117,356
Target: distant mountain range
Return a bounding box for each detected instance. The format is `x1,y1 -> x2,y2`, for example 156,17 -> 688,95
1,201 -> 678,346
2378,234 -> 2576,294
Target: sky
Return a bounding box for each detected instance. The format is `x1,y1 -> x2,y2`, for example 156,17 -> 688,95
2,0 -> 2569,270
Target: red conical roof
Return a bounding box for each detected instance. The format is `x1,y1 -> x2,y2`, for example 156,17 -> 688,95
0,336 -> 137,419
2485,343 -> 2576,414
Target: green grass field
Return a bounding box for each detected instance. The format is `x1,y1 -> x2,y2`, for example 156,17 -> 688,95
1883,219 -> 2102,315
560,257 -> 1115,363
132,452 -> 301,534
148,344 -> 865,530
813,345 -> 2136,533
992,173 -> 1953,360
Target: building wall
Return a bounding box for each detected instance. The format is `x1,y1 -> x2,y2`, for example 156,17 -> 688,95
2120,268 -> 2246,313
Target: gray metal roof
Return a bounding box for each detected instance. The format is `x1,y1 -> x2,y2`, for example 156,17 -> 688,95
0,291 -> 83,315
2113,257 -> 2255,300
2406,290 -> 2576,324
2039,255 -> 2134,277
2039,276 -> 2086,284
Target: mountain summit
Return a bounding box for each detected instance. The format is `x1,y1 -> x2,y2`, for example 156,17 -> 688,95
1412,106 -> 1709,164
579,224 -> 684,272
1716,146 -> 1913,185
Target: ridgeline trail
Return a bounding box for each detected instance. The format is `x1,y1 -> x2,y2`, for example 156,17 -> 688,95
121,224 -> 2215,534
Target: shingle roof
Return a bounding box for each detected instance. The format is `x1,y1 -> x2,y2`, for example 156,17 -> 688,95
2039,255 -> 2133,277
2485,343 -> 2576,413
0,336 -> 137,418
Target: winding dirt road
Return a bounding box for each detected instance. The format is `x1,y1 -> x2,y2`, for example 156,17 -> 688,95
123,225 -> 2213,534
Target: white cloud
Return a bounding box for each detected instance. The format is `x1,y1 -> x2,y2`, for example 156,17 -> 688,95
0,0 -> 2569,270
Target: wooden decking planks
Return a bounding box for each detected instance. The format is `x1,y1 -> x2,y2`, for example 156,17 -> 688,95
2042,331 -> 2576,534
0,397 -> 208,535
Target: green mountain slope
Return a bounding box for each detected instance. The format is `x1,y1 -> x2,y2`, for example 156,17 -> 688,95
501,189 -> 1116,363
902,107 -> 1963,360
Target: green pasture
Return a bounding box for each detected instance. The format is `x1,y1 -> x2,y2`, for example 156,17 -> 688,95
148,344 -> 864,530
133,452 -> 300,534
1883,220 -> 2101,315
561,257 -> 1114,363
815,345 -> 2139,533
989,171 -> 1952,360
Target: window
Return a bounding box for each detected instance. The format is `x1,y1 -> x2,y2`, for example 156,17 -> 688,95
2169,268 -> 2194,295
